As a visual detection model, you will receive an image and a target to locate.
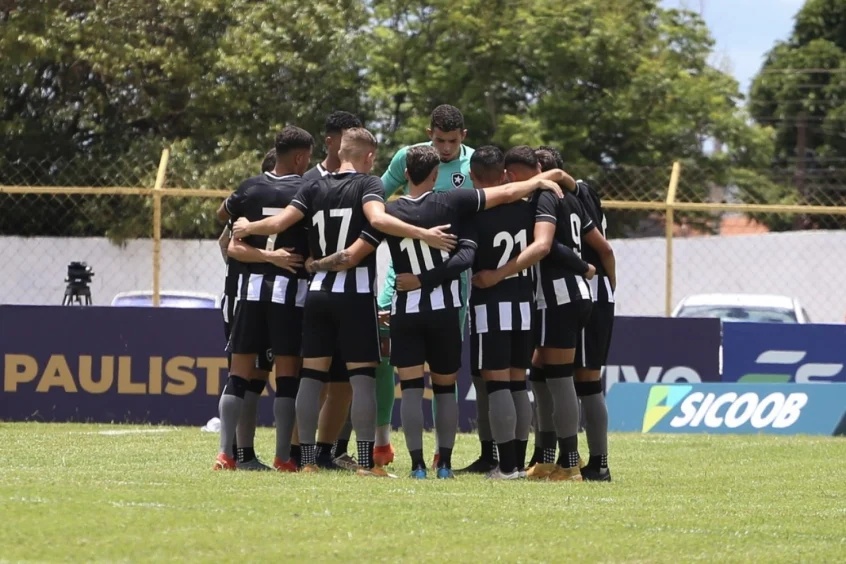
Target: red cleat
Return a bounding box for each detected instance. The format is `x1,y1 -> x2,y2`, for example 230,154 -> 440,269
273,457 -> 298,473
374,444 -> 395,466
213,452 -> 236,471
432,452 -> 440,469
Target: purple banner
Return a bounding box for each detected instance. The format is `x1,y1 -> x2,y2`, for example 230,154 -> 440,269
0,305 -> 477,431
602,316 -> 722,392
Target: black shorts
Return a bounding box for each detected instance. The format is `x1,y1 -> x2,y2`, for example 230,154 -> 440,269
471,329 -> 533,372
576,302 -> 615,370
534,300 -> 593,350
390,308 -> 462,375
227,300 -> 303,358
301,291 -> 380,364
222,294 -> 274,371
327,352 -> 348,383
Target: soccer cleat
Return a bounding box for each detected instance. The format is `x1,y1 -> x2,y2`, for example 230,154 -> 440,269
373,444 -> 395,466
485,467 -> 521,480
436,467 -> 455,479
236,458 -> 272,471
316,458 -> 343,471
357,466 -> 396,478
549,465 -> 584,482
213,453 -> 236,471
525,463 -> 557,480
410,467 -> 427,480
580,466 -> 612,482
456,457 -> 497,474
333,453 -> 359,471
273,457 -> 298,473
301,464 -> 320,473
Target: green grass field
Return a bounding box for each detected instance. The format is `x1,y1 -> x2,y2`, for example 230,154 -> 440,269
1,423 -> 844,563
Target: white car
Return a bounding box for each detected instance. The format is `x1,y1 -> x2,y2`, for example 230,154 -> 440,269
671,293 -> 811,324
111,290 -> 221,309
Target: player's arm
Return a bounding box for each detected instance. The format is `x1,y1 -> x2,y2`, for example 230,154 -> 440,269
380,147 -> 409,197
307,237 -> 377,273
397,236 -> 477,292
583,227 -> 616,290
481,177 -> 563,210
538,168 -> 577,192
377,263 -> 397,310
218,225 -> 231,264
232,206 -> 304,238
548,239 -> 595,278
227,237 -> 304,274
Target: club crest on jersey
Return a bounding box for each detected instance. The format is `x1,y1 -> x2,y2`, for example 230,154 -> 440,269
451,172 -> 466,188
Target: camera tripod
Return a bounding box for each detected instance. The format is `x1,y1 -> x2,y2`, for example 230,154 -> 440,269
62,281 -> 92,306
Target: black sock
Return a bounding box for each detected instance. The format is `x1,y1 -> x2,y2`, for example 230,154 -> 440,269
515,440 -> 528,470
358,440 -> 374,469
589,454 -> 608,469
410,448 -> 425,470
480,439 -> 496,462
301,444 -> 316,466
529,446 -> 543,466
334,438 -> 350,457
316,442 -> 334,464
556,435 -> 580,468
438,447 -> 453,469
497,440 -> 517,474
541,431 -> 557,464
236,447 -> 256,463
289,444 -> 301,467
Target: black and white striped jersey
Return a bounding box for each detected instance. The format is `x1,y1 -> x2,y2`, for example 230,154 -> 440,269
532,190 -> 595,309
290,171 -> 385,295
224,172 -> 310,306
372,189 -> 484,315
573,180 -> 614,304
469,199 -> 535,334
221,225 -> 245,324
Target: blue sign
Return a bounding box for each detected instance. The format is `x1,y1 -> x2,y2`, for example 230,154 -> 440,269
608,383 -> 846,435
722,323 -> 846,383
603,317 -> 721,392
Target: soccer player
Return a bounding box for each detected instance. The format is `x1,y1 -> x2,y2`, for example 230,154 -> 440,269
213,148 -> 276,470
537,146 -> 617,481
382,145 -> 564,479
484,145 -> 613,481
233,128 -> 456,476
380,104 -> 475,469
302,110 -> 364,470
213,127 -> 314,471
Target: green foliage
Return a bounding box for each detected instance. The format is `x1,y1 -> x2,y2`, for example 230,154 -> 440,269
0,0 -> 776,239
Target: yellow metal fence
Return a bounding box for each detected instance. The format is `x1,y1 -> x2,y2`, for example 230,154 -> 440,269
2,152 -> 846,323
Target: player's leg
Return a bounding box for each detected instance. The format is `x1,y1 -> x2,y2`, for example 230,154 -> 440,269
220,294 -> 238,458
431,298 -> 467,469
575,302 -> 614,482
539,302 -> 592,482
457,329 -> 497,474
374,314 -> 396,466
528,316 -> 556,473
511,330 -> 534,474
477,331 -> 519,480
235,361 -> 270,470
427,309 -> 463,479
391,312 -> 428,477
341,296 -> 389,477
269,304 -> 303,473
314,352 -> 353,470
296,292 -> 337,471
215,301 -> 267,470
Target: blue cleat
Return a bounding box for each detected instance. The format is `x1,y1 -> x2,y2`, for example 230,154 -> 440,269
436,467 -> 455,479
410,467 -> 427,480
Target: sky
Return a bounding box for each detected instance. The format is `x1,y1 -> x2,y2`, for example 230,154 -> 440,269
661,0 -> 806,95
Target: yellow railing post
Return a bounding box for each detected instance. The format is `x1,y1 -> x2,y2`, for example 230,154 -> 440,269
152,148 -> 170,307
665,161 -> 681,316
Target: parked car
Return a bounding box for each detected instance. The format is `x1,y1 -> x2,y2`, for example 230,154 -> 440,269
671,293 -> 811,324
111,290 -> 220,309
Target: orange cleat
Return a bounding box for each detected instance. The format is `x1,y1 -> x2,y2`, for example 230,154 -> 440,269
213,453 -> 236,471
300,463 -> 320,473
273,457 -> 298,473
432,452 -> 440,469
374,444 -> 395,466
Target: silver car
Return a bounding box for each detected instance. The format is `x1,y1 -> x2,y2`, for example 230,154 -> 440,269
671,293 -> 811,324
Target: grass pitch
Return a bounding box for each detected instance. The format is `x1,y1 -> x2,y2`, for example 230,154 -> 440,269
1,423 -> 844,562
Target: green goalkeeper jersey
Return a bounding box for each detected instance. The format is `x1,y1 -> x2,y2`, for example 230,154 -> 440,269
381,143 -> 475,196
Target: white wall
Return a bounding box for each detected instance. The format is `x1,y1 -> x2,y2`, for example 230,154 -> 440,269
2,231 -> 845,323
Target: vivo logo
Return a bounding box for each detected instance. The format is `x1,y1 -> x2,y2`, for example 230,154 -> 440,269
604,365 -> 702,390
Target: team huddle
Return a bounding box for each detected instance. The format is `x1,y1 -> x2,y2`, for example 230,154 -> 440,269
214,106 -> 616,481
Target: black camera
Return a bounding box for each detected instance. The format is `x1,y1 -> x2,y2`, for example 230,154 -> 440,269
66,261 -> 95,284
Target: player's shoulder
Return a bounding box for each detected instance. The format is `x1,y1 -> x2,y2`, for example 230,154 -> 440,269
236,173 -> 266,191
